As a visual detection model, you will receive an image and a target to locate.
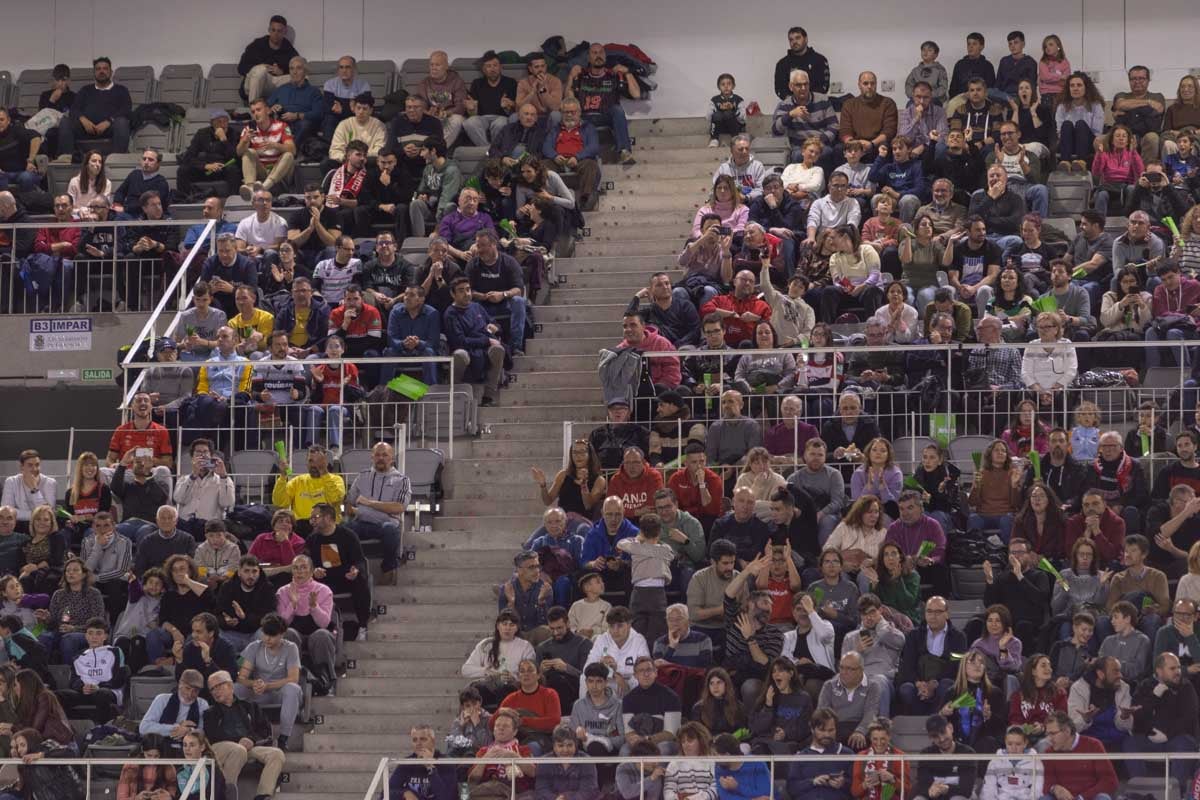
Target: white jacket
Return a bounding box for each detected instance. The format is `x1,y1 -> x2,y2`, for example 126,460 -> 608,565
781,610 -> 837,671
1066,676 -> 1134,734
173,471 -> 235,522
580,628 -> 650,697
979,749 -> 1041,800
1021,338 -> 1078,389
461,636 -> 536,680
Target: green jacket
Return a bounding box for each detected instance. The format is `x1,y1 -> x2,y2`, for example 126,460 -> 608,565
664,510 -> 707,567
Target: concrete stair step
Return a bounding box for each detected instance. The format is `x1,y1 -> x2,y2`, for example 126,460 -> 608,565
521,336 -> 614,356
409,529 -> 530,549
399,565 -> 514,585
554,255 -> 678,273
273,751 -> 387,771
475,420 -> 600,441
305,715 -> 447,736
432,514 -> 542,534
367,623 -> 491,642
613,162 -> 728,180
311,696 -> 459,717
515,352 -> 599,370
304,732 -> 410,753
609,178 -> 710,195
597,194 -> 705,213
636,133 -> 731,148
626,148 -> 727,164
585,210 -> 692,229
344,640 -> 473,660
440,495 -> 547,514
480,403 -> 606,423
381,584 -> 500,606
536,320 -> 627,338
632,117 -> 772,137
574,238 -> 684,257
336,675 -> 470,696
557,270 -> 662,289
506,369 -> 598,388
278,791 -> 366,800
282,772 -> 391,793
452,456 -> 563,477
503,386 -> 601,406
468,437 -> 566,457
349,657 -> 469,678
548,287 -> 645,304
535,304 -> 629,322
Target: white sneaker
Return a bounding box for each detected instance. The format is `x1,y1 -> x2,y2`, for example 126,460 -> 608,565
708,138 -> 720,147
239,184 -> 254,202
355,629 -> 368,642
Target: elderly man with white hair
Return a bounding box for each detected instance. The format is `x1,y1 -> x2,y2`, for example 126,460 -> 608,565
650,603 -> 713,669
817,650 -> 881,747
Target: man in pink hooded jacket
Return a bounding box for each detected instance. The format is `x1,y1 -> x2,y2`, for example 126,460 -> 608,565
275,554 -> 337,693
617,311 -> 681,389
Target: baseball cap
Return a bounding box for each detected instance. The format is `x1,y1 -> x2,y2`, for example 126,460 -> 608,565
607,398 -> 630,408
155,336 -> 177,354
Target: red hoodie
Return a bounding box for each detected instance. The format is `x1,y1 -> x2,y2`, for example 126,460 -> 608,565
617,325 -> 681,387
701,293 -> 773,346
609,464 -> 664,518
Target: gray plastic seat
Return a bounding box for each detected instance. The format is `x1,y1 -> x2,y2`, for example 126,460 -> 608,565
15,68 -> 53,116
357,60 -> 398,99
159,64 -> 204,107
1048,173 -> 1093,219
114,65 -> 155,105
204,63 -> 244,110
1043,217 -> 1078,244
400,58 -> 431,96
0,72 -> 12,109
131,123 -> 174,155
306,60 -> 339,91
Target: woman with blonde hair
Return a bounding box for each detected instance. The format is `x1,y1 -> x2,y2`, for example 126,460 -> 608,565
691,174 -> 747,238
62,452 -> 111,550
735,446 -> 786,520
1165,75 -> 1200,136
18,506 -> 66,596
1177,540 -> 1200,605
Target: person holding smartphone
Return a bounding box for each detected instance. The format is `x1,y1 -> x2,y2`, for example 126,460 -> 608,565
172,439 -> 235,540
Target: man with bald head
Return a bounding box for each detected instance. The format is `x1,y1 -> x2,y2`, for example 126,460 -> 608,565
710,486 -> 770,566
1126,651 -> 1199,787
321,55 -> 371,142
346,442 -> 410,584
818,651 -> 880,747
0,191 -> 33,280
417,51 -> 467,146
897,596 -> 966,714
838,72 -> 898,159
489,103 -> 548,167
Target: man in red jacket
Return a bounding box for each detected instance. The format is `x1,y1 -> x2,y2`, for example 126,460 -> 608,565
33,195 -> 81,258
1064,490 -> 1127,566
607,447 -> 663,520
1042,710 -> 1118,800
699,269 -> 773,347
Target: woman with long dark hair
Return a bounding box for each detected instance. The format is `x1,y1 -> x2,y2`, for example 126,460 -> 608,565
10,670 -> 72,751
461,610 -> 535,709
1001,399 -> 1051,458
747,657 -> 811,754
530,439 -> 606,523
1054,72 -> 1105,170
1012,481 -> 1068,561
691,667 -> 747,736
821,224 -> 884,321
966,440 -> 1022,543
1007,653 -> 1066,742
862,541 -> 921,623
0,727 -> 84,800
67,151 -> 112,220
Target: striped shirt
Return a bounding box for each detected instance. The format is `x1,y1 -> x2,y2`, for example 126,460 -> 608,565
651,628 -> 714,669
722,595 -> 784,680
664,760 -> 717,800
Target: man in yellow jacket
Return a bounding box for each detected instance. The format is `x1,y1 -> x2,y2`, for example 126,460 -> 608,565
272,445 -> 345,534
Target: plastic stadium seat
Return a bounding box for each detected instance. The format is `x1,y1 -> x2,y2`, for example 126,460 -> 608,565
128,673 -> 178,720
400,58 -> 431,96
450,57 -> 482,86
890,715 -> 929,753
892,436 -> 933,469
159,64 -> 204,107
1105,216 -> 1130,236
114,65 -> 155,105
950,570 -> 987,602
204,63 -> 245,110
305,60 -> 338,91
131,123 -> 174,155
15,68 -> 53,115
0,72 -> 12,109
453,145 -> 488,175
231,449 -> 277,504
340,448 -> 373,476
357,60 -> 399,99
947,434 -> 992,483
1043,217 -> 1077,244
752,136 -> 788,153
1047,173 -> 1092,219
400,236 -> 432,255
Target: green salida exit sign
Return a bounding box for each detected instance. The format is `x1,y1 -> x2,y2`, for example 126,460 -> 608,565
81,368 -> 113,382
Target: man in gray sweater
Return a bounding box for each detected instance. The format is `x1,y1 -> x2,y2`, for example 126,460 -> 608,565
786,439 -> 847,546
817,651 -> 880,748
840,594 -> 905,718
1042,259 -> 1097,341
707,390 -> 762,489
1098,600 -> 1152,683
570,662 -> 625,755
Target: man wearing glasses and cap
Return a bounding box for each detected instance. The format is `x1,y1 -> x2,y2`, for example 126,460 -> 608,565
179,109 -> 240,199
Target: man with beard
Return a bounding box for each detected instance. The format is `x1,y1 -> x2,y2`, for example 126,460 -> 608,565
362,151 -> 409,242
773,26 -> 831,98
320,139 -> 373,237
687,539 -> 742,661
787,709 -> 854,799
536,606 -> 591,714
1126,652 -> 1199,788
1067,655 -> 1133,751
785,439 -> 845,547
607,447 -> 663,520
386,96 -> 443,197
1023,428 -> 1086,514
566,43 -> 639,165
60,58 -> 131,157
722,551 -> 785,706
271,446 -> 345,534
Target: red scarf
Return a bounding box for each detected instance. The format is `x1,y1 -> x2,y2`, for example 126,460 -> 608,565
1093,451 -> 1135,492
328,165 -> 365,198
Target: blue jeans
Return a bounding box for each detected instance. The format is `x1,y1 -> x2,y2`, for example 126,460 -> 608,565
967,513 -> 1014,543
481,296 -> 527,351
145,627 -> 174,663
986,233 -> 1022,255
384,343 -> 439,386
117,520 -> 156,546
311,404 -> 351,449
673,285 -> 719,308
219,629 -> 259,652
0,171 -> 39,192
817,514 -> 841,547
1144,326 -> 1193,368
1123,734 -> 1196,787
348,518 -> 402,572
928,510 -> 955,538
38,631 -> 87,665
584,105 -> 631,151
1075,279 -> 1106,317
1015,183 -> 1049,217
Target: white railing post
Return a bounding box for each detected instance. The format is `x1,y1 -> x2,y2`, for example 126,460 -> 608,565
562,421 -> 574,470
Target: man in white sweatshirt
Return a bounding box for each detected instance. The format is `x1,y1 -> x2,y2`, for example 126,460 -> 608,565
580,605 -> 649,698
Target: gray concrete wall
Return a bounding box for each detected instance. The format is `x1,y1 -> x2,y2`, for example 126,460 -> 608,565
0,312 -> 149,382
